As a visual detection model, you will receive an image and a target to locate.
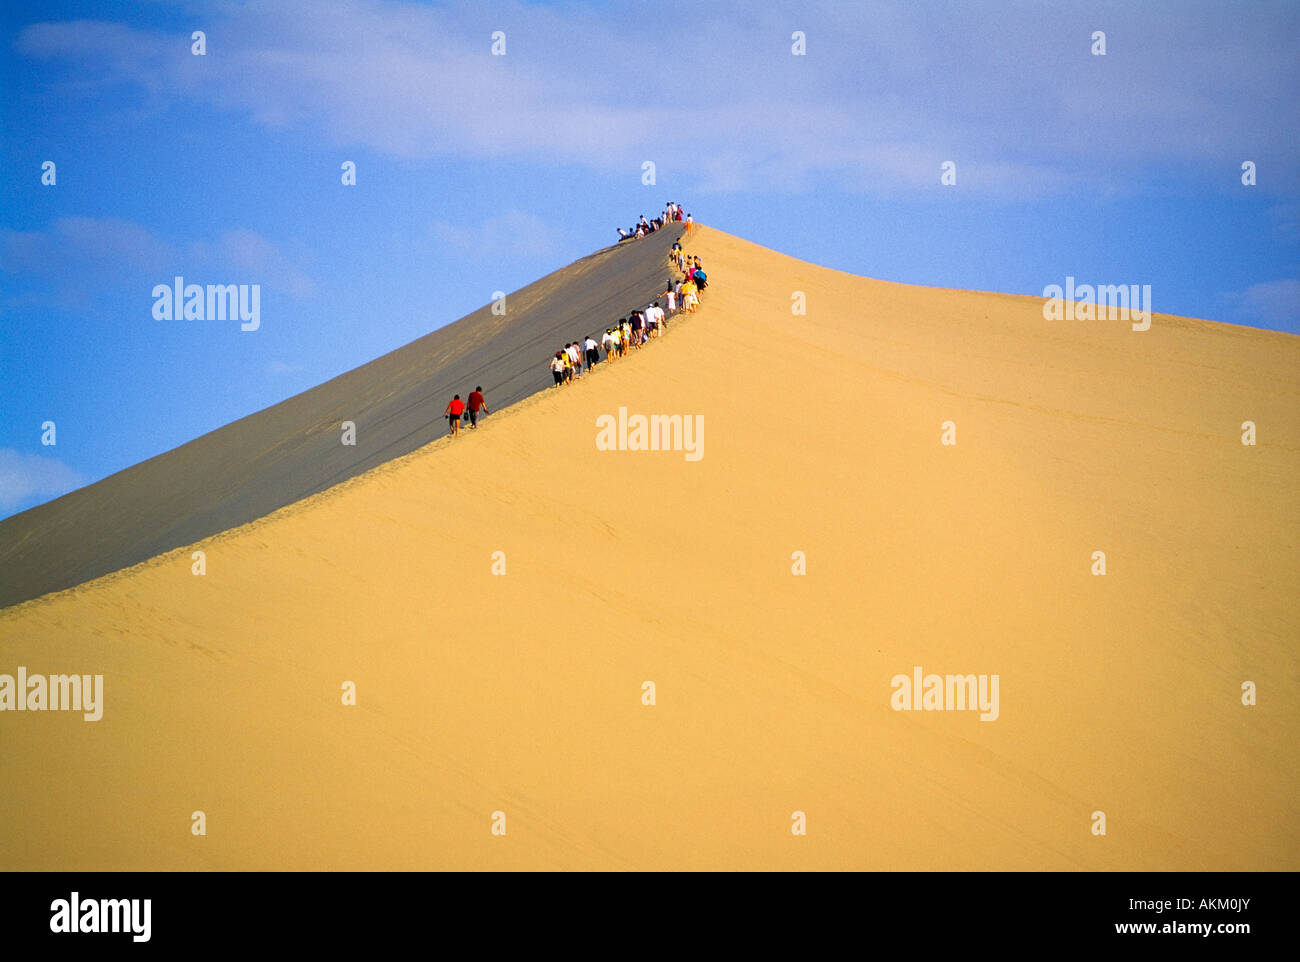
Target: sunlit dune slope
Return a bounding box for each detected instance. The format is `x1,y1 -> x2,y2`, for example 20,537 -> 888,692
1,225 -> 1295,870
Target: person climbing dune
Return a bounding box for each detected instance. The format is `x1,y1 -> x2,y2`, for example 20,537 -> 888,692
662,280 -> 677,315
445,394 -> 466,436
467,386 -> 489,428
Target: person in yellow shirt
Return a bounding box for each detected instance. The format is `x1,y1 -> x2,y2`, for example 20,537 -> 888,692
681,278 -> 698,312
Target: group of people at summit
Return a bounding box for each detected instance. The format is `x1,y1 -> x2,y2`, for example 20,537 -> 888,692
616,201 -> 693,241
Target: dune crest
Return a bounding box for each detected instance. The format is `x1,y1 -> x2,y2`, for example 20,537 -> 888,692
1,225 -> 1296,870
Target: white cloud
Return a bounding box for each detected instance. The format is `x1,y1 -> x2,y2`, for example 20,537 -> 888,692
0,216 -> 175,287
0,218 -> 315,307
16,0 -> 1298,197
187,229 -> 316,298
0,449 -> 85,514
432,210 -> 558,259
1224,279 -> 1300,328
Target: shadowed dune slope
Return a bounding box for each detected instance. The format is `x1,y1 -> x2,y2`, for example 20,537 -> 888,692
0,225 -> 686,609
0,226 -> 1296,870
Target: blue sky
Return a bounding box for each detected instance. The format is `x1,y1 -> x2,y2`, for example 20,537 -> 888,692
2,0 -> 1297,517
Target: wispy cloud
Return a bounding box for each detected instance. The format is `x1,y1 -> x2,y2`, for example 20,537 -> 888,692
1224,279 -> 1300,331
0,448 -> 85,514
0,216 -> 176,309
16,0 -> 1299,197
0,218 -> 315,310
187,229 -> 316,298
432,210 -> 558,259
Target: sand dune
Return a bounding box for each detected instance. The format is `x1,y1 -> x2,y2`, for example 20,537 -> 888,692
1,226 -> 1295,870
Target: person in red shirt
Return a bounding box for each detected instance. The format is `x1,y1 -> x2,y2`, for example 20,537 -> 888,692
445,394 -> 466,436
466,386 -> 489,429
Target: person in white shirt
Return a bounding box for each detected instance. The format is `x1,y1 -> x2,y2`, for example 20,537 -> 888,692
584,336 -> 600,368
647,302 -> 664,338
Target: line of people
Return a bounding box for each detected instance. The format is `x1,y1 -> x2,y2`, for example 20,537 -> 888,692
442,217 -> 712,436
547,249 -> 710,388
671,246 -> 707,298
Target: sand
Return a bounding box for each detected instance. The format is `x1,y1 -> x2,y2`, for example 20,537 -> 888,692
0,225 -> 1295,870
0,225 -> 687,610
